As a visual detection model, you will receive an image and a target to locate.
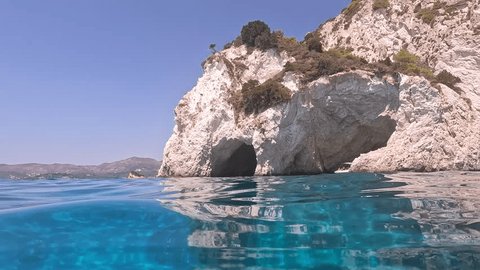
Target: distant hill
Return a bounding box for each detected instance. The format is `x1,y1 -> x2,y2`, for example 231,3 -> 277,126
0,157 -> 161,180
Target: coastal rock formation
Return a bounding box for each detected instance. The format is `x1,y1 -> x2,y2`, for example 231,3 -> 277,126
316,0 -> 480,172
160,47 -> 399,176
351,77 -> 480,172
317,0 -> 480,110
159,0 -> 480,176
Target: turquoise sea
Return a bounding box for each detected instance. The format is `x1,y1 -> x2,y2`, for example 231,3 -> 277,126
0,173 -> 479,269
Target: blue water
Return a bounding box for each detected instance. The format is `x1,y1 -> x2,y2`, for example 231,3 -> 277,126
1,173 -> 479,269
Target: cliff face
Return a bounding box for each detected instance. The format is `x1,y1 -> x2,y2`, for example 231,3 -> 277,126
159,0 -> 480,176
318,0 -> 480,109
317,0 -> 480,171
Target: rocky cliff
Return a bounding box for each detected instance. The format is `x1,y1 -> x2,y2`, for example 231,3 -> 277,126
159,0 -> 480,176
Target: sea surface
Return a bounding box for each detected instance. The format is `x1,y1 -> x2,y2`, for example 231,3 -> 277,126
0,173 -> 479,269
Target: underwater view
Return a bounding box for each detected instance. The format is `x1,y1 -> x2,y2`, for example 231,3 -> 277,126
1,173 -> 479,269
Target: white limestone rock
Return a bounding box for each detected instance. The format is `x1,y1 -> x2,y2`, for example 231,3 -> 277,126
351,75 -> 480,172
159,0 -> 480,176
160,46 -> 400,176
317,0 -> 480,109
316,0 -> 480,172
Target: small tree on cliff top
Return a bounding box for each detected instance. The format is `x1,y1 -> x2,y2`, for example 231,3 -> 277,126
240,20 -> 276,50
209,43 -> 217,53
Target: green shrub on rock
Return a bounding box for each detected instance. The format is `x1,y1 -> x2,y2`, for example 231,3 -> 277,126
342,0 -> 364,28
275,31 -> 307,58
326,48 -> 367,63
393,49 -> 419,64
416,8 -> 437,24
282,47 -> 369,84
233,79 -> 292,115
393,49 -> 434,79
254,31 -> 276,50
240,20 -> 276,50
343,0 -> 363,21
414,2 -> 462,25
373,0 -> 389,10
315,55 -> 345,76
304,33 -> 323,53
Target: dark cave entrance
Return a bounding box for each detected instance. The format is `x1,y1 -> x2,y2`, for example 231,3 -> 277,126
211,141 -> 257,177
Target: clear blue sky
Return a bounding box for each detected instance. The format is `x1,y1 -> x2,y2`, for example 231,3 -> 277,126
0,0 -> 350,165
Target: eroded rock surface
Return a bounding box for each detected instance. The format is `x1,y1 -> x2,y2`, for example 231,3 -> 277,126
315,0 -> 480,172
317,0 -> 480,110
159,0 -> 480,176
161,46 -> 399,176
352,76 -> 480,172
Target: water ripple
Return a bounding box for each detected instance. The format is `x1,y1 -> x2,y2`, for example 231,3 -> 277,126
0,172 -> 479,269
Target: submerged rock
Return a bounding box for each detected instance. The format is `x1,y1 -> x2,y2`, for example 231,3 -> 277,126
159,0 -> 480,176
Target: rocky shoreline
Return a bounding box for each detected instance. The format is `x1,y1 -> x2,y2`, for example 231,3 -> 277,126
159,0 -> 480,177
0,157 -> 161,180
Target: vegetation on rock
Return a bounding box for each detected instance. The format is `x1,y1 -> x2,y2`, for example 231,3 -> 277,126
390,50 -> 462,91
416,7 -> 437,24
283,47 -> 368,84
304,32 -> 323,53
224,27 -> 461,116
240,20 -> 276,50
343,0 -> 363,21
222,14 -> 466,117
373,0 -> 389,10
232,79 -> 292,115
392,49 -> 434,79
342,0 -> 364,28
270,31 -> 369,84
414,2 -> 460,25
209,43 -> 217,53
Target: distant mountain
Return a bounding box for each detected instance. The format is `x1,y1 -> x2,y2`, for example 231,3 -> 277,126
0,157 -> 161,180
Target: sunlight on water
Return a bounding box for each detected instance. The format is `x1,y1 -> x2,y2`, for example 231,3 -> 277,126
0,173 -> 479,269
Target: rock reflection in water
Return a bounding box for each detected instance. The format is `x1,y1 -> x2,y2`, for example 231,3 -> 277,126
1,173 -> 479,269
383,172 -> 480,248
157,176 -> 286,222
154,173 -> 479,269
